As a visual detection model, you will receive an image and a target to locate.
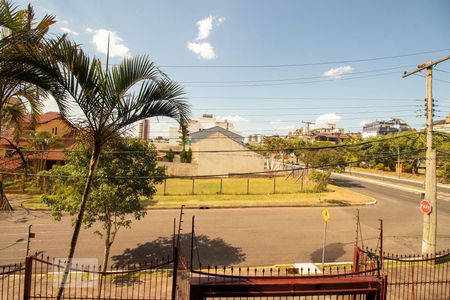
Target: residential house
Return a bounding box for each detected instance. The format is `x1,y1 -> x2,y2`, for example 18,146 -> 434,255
190,126 -> 265,176
168,114 -> 235,145
434,113 -> 450,133
0,112 -> 77,171
288,123 -> 358,144
160,126 -> 265,176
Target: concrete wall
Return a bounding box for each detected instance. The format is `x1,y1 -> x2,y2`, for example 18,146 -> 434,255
192,132 -> 266,176
159,161 -> 198,177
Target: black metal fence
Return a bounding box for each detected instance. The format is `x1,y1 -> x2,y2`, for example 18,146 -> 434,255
383,250 -> 450,300
3,249 -> 450,300
0,262 -> 25,299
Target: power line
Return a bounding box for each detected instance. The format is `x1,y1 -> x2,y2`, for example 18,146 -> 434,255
158,49 -> 450,68
0,149 -> 427,180
435,68 -> 450,74
10,132 -> 422,154
187,96 -> 423,102
184,70 -> 400,88
192,104 -> 417,111
138,114 -> 419,125
180,65 -> 415,84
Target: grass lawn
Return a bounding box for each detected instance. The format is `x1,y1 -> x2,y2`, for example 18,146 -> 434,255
14,177 -> 374,210
156,177 -> 317,195
348,167 -> 449,186
146,184 -> 373,208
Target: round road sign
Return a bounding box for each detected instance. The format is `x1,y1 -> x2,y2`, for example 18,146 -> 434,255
420,200 -> 432,215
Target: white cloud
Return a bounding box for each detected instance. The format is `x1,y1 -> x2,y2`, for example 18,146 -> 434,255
195,15 -> 225,40
315,113 -> 342,127
187,42 -> 216,60
217,115 -> 249,123
360,120 -> 370,127
87,28 -> 130,58
60,26 -> 79,36
273,125 -> 294,131
322,65 -> 353,79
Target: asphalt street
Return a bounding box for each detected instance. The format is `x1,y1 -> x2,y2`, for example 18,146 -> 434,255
1,175 -> 449,267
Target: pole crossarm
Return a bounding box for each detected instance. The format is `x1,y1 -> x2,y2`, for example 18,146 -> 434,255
402,55 -> 450,77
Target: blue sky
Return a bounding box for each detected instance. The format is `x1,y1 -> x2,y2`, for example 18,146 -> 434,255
18,0 -> 450,137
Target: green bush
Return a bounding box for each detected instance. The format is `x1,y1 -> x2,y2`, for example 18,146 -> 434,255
308,170 -> 331,192
439,163 -> 450,183
374,163 -> 384,170
165,148 -> 175,162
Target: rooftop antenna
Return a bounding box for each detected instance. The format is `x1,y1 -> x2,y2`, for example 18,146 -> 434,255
105,32 -> 111,72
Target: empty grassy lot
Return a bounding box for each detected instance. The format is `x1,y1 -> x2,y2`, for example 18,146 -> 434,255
156,176 -> 315,195
14,177 -> 374,209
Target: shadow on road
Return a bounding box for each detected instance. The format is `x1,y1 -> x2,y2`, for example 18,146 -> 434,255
331,178 -> 365,188
309,242 -> 346,263
112,233 -> 246,267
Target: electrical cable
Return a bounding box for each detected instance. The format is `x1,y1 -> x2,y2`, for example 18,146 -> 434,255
184,70 -> 401,88
0,148 -> 426,179
9,132 -> 422,154
158,49 -> 450,68
180,65 -> 415,84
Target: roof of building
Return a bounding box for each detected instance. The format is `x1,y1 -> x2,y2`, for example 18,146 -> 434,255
363,118 -> 411,129
0,157 -> 23,170
190,126 -> 244,144
22,112 -> 73,126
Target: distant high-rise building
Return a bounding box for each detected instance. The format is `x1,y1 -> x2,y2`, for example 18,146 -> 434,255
362,118 -> 412,138
138,119 -> 150,140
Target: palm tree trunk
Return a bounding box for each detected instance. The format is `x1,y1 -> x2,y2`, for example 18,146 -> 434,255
57,144 -> 101,299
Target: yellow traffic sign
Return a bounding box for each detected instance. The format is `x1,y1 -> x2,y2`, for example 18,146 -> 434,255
321,208 -> 330,222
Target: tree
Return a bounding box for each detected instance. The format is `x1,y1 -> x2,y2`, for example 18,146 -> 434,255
309,170 -> 331,192
42,138 -> 165,271
0,0 -> 61,136
186,147 -> 192,163
0,0 -> 66,210
310,149 -> 345,171
24,131 -> 63,173
33,43 -> 191,297
165,148 -> 175,162
180,147 -> 192,163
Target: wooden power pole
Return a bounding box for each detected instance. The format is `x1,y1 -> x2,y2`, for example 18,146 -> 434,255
403,55 -> 450,256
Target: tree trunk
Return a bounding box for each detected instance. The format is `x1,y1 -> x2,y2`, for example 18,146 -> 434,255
56,144 -> 101,299
98,222 -> 111,299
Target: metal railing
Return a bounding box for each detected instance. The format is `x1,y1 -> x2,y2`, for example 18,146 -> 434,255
22,255 -> 174,300
383,250 -> 450,300
0,262 -> 25,299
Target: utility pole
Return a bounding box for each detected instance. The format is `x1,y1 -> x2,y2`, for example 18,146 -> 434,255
403,55 -> 450,256
302,121 -> 315,135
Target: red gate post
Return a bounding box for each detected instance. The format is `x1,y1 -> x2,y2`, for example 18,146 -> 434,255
23,256 -> 33,300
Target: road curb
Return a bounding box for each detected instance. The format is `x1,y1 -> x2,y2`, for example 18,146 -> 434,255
333,172 -> 423,194
14,200 -> 377,211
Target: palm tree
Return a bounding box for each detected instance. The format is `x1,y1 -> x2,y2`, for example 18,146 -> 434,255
0,0 -> 63,210
42,43 -> 191,297
0,0 -> 59,135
